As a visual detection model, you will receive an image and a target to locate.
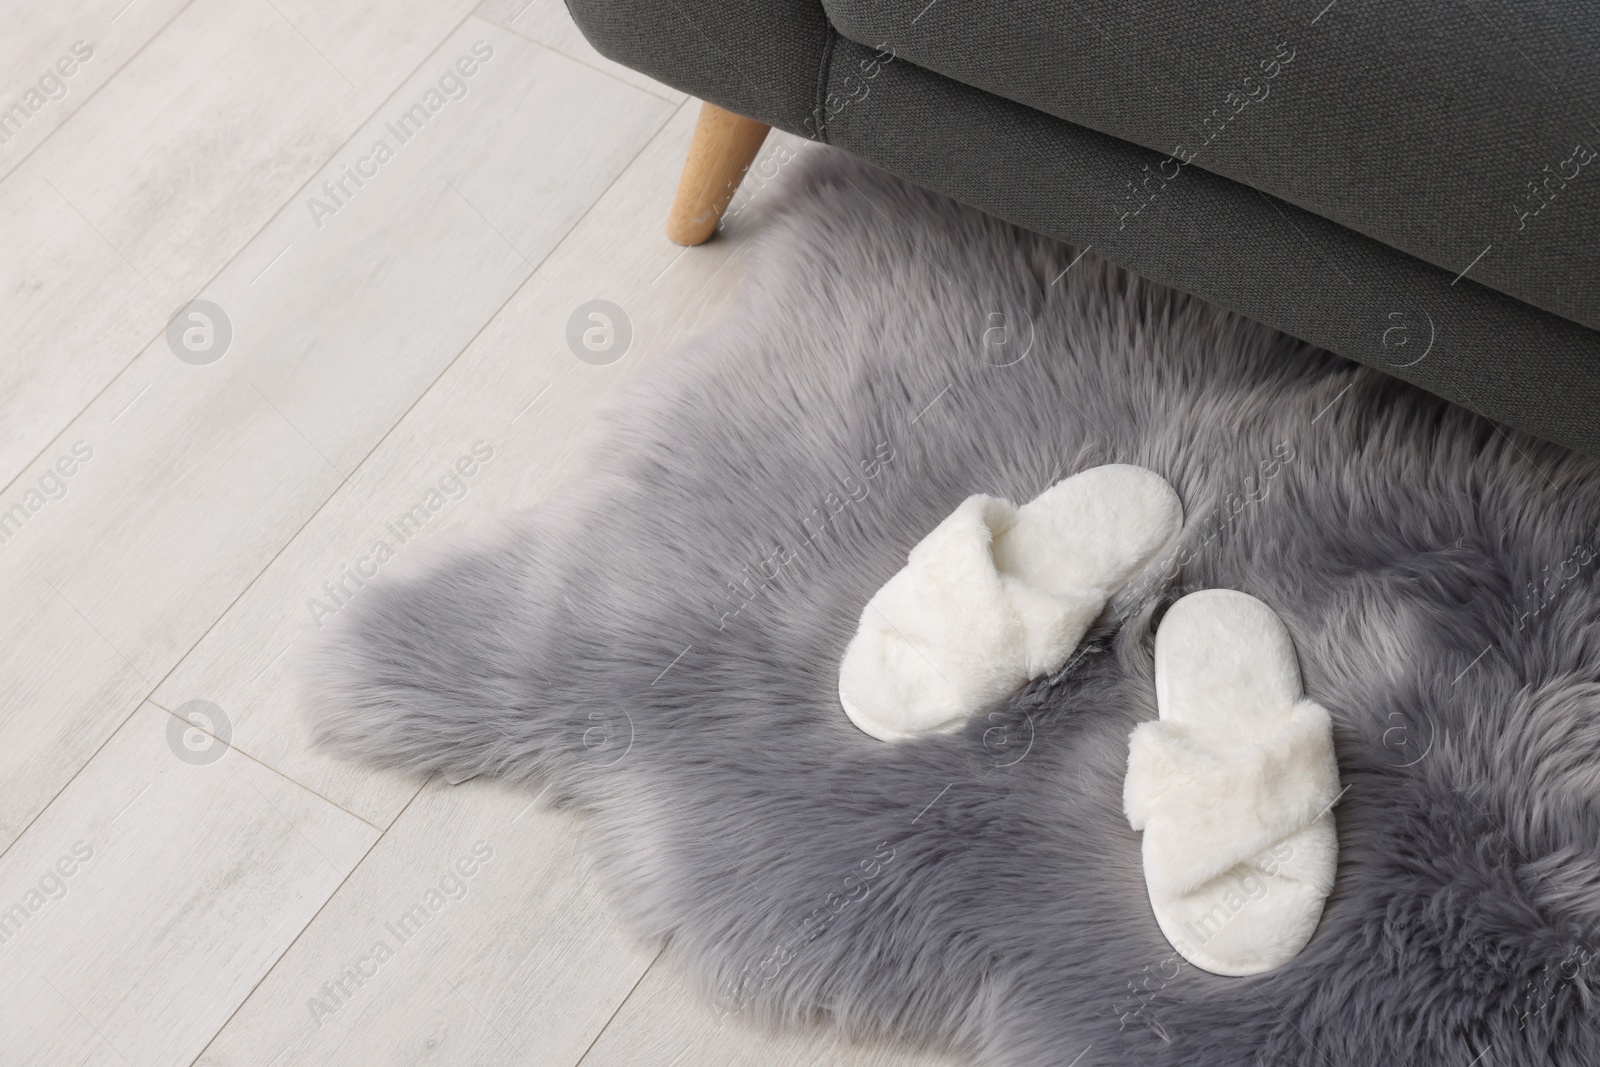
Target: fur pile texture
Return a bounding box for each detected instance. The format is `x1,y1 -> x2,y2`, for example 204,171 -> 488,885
306,147 -> 1600,1066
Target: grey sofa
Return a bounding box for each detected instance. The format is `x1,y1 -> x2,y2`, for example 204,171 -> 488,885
566,0 -> 1600,457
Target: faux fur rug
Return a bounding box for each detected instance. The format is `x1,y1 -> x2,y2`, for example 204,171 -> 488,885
307,147 -> 1600,1066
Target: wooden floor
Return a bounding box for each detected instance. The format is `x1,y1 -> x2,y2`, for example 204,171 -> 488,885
0,2 -> 964,1064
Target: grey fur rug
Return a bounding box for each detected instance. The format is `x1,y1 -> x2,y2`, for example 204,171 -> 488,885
307,147 -> 1600,1066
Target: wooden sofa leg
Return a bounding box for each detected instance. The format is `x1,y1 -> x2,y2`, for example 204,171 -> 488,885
666,101 -> 771,246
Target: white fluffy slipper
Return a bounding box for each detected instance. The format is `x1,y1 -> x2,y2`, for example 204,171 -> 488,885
1125,589 -> 1341,977
838,464 -> 1181,742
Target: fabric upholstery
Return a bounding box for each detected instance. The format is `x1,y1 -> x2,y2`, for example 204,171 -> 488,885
823,0 -> 1600,332
564,0 -> 1600,457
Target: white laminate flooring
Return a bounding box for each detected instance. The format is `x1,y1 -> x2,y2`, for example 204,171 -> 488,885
0,2 -> 965,1064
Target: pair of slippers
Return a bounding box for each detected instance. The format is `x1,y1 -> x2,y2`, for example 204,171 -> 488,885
837,465 -> 1341,977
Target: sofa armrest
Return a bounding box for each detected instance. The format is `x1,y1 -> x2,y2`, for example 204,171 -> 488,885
565,0 -> 832,137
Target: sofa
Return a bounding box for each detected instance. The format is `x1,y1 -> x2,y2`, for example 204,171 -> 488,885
565,0 -> 1600,457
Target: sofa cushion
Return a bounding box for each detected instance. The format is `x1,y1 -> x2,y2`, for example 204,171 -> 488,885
813,34 -> 1600,458
822,0 -> 1600,332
